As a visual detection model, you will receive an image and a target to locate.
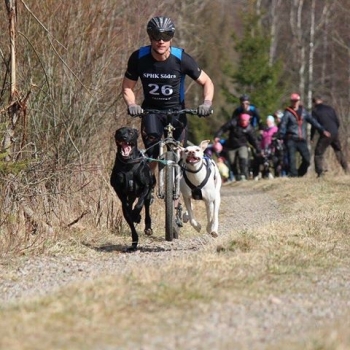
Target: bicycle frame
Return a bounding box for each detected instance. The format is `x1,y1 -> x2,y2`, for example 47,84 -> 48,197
157,122 -> 182,201
140,108 -> 198,200
138,108 -> 200,241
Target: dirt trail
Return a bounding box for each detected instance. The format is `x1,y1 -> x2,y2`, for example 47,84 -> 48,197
1,185 -> 349,349
0,186 -> 278,302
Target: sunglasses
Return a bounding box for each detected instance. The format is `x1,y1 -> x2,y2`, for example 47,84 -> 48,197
150,31 -> 174,42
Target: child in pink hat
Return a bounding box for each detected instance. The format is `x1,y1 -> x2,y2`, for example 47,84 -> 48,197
261,115 -> 278,150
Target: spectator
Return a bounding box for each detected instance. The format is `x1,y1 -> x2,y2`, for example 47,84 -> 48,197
279,93 -> 330,177
214,113 -> 261,181
274,109 -> 288,176
232,94 -> 263,178
258,115 -> 280,178
203,138 -> 234,181
274,110 -> 284,129
311,96 -> 349,177
204,139 -> 223,159
216,157 -> 230,183
232,94 -> 264,132
261,115 -> 278,150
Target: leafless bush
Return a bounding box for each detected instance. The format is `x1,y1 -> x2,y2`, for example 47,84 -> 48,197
0,154 -> 125,255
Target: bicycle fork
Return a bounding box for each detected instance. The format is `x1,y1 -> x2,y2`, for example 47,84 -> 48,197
157,141 -> 181,201
157,140 -> 166,199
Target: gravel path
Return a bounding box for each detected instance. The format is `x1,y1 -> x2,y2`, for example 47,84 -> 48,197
0,185 -> 279,303
0,185 -> 349,349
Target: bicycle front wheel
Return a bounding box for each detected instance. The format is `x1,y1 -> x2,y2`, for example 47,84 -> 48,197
165,151 -> 175,241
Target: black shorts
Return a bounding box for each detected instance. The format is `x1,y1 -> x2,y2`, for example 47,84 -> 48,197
141,112 -> 187,158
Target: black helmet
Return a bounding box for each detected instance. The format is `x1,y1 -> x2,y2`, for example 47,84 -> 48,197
239,94 -> 250,102
147,16 -> 175,42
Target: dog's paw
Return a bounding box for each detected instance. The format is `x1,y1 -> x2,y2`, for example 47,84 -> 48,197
191,220 -> 201,232
144,228 -> 153,236
132,211 -> 141,223
210,231 -> 218,238
183,212 -> 190,223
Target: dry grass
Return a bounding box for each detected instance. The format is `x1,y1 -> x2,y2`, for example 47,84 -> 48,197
0,175 -> 350,349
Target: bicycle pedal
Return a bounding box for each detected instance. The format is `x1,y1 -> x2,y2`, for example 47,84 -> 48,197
175,216 -> 183,227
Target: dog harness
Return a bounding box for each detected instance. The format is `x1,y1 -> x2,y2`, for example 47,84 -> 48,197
117,155 -> 148,193
182,158 -> 213,200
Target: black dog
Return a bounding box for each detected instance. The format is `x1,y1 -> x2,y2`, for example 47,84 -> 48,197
110,127 -> 155,251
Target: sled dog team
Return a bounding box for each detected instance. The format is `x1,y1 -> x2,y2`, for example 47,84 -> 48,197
110,126 -> 222,251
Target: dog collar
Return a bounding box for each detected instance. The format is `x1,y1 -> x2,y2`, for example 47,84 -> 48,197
180,161 -> 204,173
182,159 -> 212,200
117,153 -> 145,165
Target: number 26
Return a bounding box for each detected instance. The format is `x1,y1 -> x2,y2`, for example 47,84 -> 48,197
149,84 -> 173,96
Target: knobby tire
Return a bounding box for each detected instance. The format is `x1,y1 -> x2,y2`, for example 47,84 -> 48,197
165,151 -> 175,241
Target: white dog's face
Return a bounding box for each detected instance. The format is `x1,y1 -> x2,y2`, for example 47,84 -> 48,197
181,140 -> 210,166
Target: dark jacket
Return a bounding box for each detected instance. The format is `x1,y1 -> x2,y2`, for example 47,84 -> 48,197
214,118 -> 261,152
279,106 -> 325,141
311,103 -> 340,140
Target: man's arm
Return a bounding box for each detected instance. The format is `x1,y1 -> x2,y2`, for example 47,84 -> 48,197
246,128 -> 261,153
122,76 -> 138,107
195,70 -> 214,104
214,120 -> 233,141
306,112 -> 330,138
121,76 -> 144,116
195,70 -> 214,116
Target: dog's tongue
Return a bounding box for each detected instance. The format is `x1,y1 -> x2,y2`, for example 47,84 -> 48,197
187,155 -> 199,164
121,144 -> 132,157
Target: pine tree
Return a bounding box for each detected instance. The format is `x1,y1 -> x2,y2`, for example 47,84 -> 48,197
227,11 -> 286,120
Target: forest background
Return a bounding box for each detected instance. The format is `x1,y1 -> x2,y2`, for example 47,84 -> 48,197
0,0 -> 349,252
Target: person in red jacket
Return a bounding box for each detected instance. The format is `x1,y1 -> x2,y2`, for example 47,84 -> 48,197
279,93 -> 330,177
311,96 -> 349,177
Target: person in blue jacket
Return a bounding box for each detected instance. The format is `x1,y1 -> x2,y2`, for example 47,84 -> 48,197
232,94 -> 263,132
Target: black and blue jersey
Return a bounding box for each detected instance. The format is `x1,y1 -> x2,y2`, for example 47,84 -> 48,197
124,46 -> 202,109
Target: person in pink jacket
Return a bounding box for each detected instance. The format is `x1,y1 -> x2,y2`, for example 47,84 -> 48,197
261,115 -> 278,150
257,115 -> 279,179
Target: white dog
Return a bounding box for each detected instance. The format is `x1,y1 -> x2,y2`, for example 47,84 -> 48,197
180,140 -> 221,237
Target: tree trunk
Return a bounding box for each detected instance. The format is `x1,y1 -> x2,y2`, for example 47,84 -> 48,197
2,0 -> 18,161
307,0 -> 316,110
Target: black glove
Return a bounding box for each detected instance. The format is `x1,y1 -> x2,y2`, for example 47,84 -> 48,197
127,104 -> 143,116
198,100 -> 213,117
